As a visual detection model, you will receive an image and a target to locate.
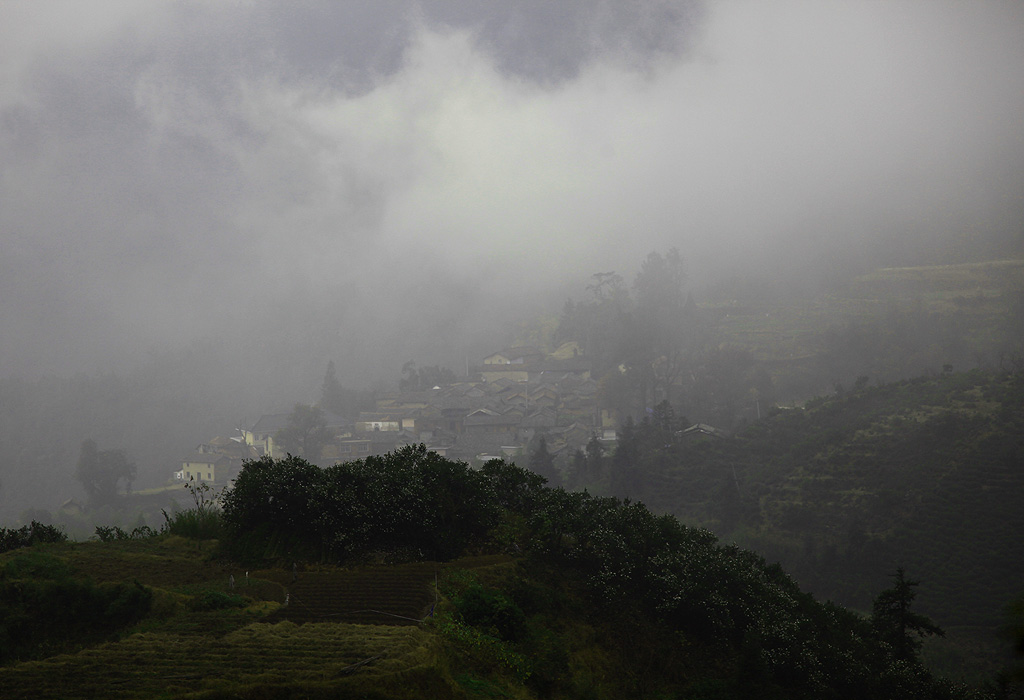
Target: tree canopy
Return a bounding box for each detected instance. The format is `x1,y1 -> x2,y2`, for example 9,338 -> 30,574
74,439 -> 136,505
214,446 -> 970,698
871,567 -> 944,663
275,403 -> 328,461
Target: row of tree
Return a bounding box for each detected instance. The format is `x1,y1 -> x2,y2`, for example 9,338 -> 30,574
217,447 -> 955,697
556,249 -> 777,429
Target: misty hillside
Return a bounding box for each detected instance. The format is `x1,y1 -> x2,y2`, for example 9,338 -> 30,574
601,368 -> 1024,681
2,450 -> 1010,699
2,3 -> 1024,693
707,259 -> 1024,399
2,256 -> 1022,527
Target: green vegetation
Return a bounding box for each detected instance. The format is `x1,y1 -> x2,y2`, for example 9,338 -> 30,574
568,367 -> 1024,685
548,257 -> 1024,429
0,549 -> 152,664
707,259 -> 1024,402
161,477 -> 226,540
221,445 -> 498,563
2,410 -> 1020,696
0,521 -> 67,553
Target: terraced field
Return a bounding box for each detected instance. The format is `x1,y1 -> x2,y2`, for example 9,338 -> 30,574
0,546 -> 513,699
0,621 -> 436,699
262,555 -> 511,626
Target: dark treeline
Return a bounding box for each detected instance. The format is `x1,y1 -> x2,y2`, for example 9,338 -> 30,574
218,444 -> 971,698
556,254 -> 1024,430
558,367 -> 1024,684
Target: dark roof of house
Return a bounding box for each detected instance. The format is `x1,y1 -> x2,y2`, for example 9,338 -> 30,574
250,413 -> 292,434
446,434 -> 522,463
358,412 -> 403,422
680,423 -> 729,438
464,409 -> 521,427
250,411 -> 350,434
484,346 -> 543,363
182,453 -> 230,465
521,409 -> 558,428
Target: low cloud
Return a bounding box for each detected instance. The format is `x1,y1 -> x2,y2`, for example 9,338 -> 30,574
1,1 -> 1022,384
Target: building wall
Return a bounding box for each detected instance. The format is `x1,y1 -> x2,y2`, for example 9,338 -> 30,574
181,459 -> 227,483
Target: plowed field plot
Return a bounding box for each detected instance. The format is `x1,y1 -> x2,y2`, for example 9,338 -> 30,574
0,622 -> 430,700
264,554 -> 513,625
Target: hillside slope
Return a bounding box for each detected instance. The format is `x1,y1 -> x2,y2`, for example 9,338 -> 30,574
631,369 -> 1024,680
1,465 -> 989,699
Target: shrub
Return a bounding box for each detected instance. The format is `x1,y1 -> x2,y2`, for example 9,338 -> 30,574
0,557 -> 152,663
161,508 -> 223,540
221,446 -> 501,563
187,590 -> 247,611
0,521 -> 67,554
453,583 -> 527,643
94,525 -> 158,542
161,476 -> 226,540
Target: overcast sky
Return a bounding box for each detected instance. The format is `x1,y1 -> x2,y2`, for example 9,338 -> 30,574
2,1 -> 1023,385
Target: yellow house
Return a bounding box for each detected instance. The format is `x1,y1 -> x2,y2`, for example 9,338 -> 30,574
178,453 -> 231,484
242,413 -> 293,459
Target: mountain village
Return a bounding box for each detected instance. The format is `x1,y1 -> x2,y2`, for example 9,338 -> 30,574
176,342 -> 622,485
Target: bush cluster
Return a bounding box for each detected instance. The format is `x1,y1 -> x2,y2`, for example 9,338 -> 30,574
218,445 -> 976,698
161,508 -> 224,540
0,551 -> 151,663
0,521 -> 67,554
221,445 -> 502,563
93,525 -> 158,542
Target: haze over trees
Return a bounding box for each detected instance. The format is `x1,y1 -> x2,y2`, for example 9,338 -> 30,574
0,2 -> 1022,693
274,404 -> 329,462
74,439 -> 136,507
188,447 -> 980,697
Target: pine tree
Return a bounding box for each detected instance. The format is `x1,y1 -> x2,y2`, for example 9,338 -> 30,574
871,567 -> 944,663
585,434 -> 605,483
610,417 -> 641,498
529,436 -> 559,486
320,361 -> 345,415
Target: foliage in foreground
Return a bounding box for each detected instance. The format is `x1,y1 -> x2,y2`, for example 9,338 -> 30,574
0,550 -> 152,664
221,445 -> 497,563
0,521 -> 67,554
161,477 -> 225,540
217,447 -> 981,699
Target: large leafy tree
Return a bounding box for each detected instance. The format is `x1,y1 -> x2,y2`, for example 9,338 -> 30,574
276,403 -> 328,461
871,567 -> 944,663
222,445 -> 499,562
75,439 -> 136,505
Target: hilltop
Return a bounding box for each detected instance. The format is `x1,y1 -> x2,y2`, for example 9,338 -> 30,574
0,448 -> 1000,699
605,368 -> 1024,683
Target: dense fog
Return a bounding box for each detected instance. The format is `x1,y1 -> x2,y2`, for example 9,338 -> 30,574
1,1 -> 1023,518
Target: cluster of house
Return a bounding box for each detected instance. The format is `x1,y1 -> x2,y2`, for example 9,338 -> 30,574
175,343 -> 618,485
